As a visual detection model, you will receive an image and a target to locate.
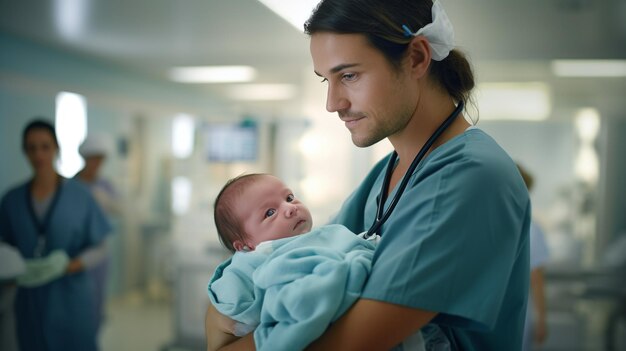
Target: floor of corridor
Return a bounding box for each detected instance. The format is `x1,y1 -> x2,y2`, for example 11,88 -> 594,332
100,295 -> 194,351
98,292 -> 624,351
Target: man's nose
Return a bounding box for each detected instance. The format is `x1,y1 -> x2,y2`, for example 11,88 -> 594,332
326,84 -> 349,113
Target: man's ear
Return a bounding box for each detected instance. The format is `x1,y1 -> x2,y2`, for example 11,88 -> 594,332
406,36 -> 432,79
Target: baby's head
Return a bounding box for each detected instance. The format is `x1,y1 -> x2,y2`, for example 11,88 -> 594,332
214,173 -> 313,252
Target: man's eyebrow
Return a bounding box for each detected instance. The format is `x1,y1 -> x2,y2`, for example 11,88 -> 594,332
314,63 -> 360,77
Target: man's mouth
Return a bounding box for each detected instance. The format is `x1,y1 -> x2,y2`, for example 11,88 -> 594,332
342,116 -> 365,129
339,111 -> 366,122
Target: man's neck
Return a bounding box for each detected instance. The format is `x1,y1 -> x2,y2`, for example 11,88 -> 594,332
386,96 -> 469,193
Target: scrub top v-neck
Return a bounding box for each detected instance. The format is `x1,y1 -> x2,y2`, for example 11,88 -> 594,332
26,177 -> 63,258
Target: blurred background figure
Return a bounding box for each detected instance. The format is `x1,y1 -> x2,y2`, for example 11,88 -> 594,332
77,133 -> 119,337
0,242 -> 25,351
0,119 -> 112,351
518,163 -> 550,351
78,133 -> 119,214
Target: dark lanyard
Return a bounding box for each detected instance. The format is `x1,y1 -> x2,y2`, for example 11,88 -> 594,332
364,101 -> 464,239
26,176 -> 63,257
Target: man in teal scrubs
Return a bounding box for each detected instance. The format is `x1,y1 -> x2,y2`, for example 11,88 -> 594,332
205,1 -> 530,350
328,136 -> 530,350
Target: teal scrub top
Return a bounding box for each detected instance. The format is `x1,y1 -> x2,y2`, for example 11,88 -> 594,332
331,128 -> 531,351
0,178 -> 112,351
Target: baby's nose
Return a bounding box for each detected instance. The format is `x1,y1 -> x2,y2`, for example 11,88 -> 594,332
284,204 -> 297,217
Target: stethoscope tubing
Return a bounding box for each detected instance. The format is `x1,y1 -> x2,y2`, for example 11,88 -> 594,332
364,101 -> 465,239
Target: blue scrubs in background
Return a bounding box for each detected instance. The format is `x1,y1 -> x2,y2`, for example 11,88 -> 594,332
331,128 -> 531,351
0,178 -> 111,351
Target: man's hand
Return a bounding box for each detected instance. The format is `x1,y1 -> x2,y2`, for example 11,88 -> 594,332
205,303 -> 238,351
307,298 -> 437,351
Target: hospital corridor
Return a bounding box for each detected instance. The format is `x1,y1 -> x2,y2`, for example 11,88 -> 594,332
1,1 -> 625,350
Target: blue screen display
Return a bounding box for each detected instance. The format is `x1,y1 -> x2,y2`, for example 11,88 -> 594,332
204,122 -> 258,162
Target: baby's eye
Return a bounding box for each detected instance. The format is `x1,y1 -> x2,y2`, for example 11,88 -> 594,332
265,209 -> 276,218
286,194 -> 294,202
319,77 -> 328,83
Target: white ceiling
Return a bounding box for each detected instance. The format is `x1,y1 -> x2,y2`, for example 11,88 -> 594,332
1,0 -> 625,118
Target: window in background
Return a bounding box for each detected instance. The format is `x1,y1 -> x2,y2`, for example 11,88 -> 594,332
171,176 -> 192,216
172,114 -> 195,159
55,91 -> 87,177
575,108 -> 600,184
476,82 -> 551,121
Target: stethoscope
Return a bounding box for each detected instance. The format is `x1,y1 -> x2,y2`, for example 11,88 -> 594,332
364,101 -> 464,239
26,176 -> 64,257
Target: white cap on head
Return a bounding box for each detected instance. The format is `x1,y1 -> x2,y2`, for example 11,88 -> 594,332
402,0 -> 455,61
79,133 -> 114,158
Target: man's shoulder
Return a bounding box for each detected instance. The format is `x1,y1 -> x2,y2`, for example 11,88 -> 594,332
441,129 -> 515,173
419,129 -> 525,198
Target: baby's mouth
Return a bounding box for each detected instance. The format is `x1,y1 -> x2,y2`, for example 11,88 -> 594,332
293,219 -> 306,230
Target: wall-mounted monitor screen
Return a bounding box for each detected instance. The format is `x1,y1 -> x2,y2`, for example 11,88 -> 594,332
204,121 -> 258,162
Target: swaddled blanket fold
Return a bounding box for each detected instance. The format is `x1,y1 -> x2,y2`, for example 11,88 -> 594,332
208,224 -> 374,351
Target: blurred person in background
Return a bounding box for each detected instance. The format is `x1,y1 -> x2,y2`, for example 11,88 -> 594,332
518,163 -> 550,351
77,133 -> 119,214
76,133 -> 119,337
0,242 -> 25,351
0,118 -> 112,351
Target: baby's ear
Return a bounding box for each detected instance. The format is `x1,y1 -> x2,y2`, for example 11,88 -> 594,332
233,240 -> 245,251
233,240 -> 253,252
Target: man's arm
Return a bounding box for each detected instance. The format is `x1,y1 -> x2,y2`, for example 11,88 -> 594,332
205,304 -> 255,351
306,298 -> 437,351
530,267 -> 548,344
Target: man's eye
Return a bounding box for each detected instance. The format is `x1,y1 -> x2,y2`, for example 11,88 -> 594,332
342,73 -> 356,81
265,209 -> 276,218
286,194 -> 294,202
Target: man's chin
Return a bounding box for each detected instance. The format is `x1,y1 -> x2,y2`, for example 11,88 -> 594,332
351,135 -> 383,148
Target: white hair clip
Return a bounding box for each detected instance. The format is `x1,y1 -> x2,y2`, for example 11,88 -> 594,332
402,1 -> 455,61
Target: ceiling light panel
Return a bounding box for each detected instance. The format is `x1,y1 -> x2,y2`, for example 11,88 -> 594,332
226,84 -> 296,101
257,0 -> 320,30
169,66 -> 256,83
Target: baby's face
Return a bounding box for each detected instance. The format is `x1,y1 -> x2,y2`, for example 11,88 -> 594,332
233,175 -> 313,251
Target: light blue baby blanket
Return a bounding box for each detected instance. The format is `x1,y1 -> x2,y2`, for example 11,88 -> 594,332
208,224 -> 375,351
